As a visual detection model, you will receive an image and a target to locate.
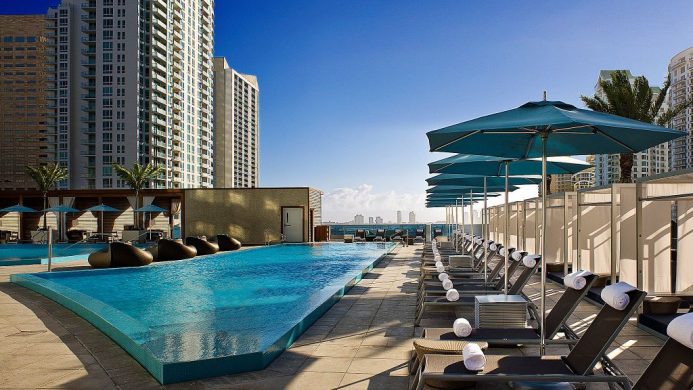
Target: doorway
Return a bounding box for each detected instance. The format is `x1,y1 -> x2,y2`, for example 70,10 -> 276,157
282,207 -> 304,243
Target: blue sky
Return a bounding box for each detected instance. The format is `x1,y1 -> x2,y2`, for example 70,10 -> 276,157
3,1 -> 693,222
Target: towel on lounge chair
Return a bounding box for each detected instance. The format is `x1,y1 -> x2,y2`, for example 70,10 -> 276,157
462,343 -> 485,371
668,313 -> 693,349
438,273 -> 449,282
453,318 -> 472,337
442,278 -> 453,290
446,288 -> 460,301
564,270 -> 593,290
523,254 -> 539,268
436,264 -> 445,273
511,250 -> 523,261
601,282 -> 636,310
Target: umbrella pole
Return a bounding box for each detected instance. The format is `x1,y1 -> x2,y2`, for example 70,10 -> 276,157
461,198 -> 466,254
469,190 -> 474,241
540,134 -> 548,356
454,200 -> 458,252
484,177 -> 488,286
504,161 -> 509,295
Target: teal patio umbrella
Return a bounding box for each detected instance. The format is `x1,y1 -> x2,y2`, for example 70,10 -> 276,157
427,99 -> 685,355
427,185 -> 516,193
135,204 -> 168,237
86,204 -> 120,237
429,155 -> 592,293
0,204 -> 38,241
426,174 -> 540,187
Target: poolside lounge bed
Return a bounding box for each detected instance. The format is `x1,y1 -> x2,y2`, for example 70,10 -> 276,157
411,289 -> 648,390
373,229 -> 386,242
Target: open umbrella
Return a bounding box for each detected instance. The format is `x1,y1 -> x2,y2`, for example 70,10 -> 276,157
426,174 -> 540,186
427,185 -> 516,193
86,204 -> 120,239
427,99 -> 684,355
134,204 -> 167,237
0,204 -> 38,242
43,205 -> 80,243
429,155 -> 592,294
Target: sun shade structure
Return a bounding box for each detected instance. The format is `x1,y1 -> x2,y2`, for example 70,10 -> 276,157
86,204 -> 120,237
429,155 -> 591,294
429,155 -> 591,175
0,204 -> 39,213
42,205 -> 80,213
426,174 -> 540,186
427,185 -> 516,193
426,99 -> 685,356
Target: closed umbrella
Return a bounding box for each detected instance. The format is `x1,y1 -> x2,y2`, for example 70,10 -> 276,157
86,204 -> 120,239
0,204 -> 38,242
427,99 -> 685,355
429,155 -> 592,294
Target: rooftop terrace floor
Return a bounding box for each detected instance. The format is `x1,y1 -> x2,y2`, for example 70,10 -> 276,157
0,246 -> 661,389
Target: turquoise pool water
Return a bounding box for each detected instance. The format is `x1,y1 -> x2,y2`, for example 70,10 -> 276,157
11,242 -> 395,383
0,243 -> 109,266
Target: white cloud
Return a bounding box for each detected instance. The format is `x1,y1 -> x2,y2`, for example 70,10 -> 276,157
321,183 -> 540,223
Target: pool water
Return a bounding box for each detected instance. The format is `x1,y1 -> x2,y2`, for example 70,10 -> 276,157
0,243 -> 109,266
11,242 -> 395,383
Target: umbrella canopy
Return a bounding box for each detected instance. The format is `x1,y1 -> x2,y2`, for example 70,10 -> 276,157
134,204 -> 167,213
42,205 -> 80,213
426,174 -> 540,186
429,155 -> 591,175
426,99 -> 685,357
0,204 -> 38,213
427,100 -> 683,156
427,185 -> 515,194
86,204 -> 120,213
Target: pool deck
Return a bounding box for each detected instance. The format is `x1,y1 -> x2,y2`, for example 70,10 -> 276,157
0,246 -> 663,389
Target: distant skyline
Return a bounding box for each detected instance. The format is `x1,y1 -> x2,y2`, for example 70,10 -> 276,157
2,1 -> 693,221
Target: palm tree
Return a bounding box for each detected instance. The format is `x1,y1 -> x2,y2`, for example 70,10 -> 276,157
581,70 -> 692,183
113,162 -> 163,229
25,163 -> 69,229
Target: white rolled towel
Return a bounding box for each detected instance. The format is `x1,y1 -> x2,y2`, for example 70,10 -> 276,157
434,254 -> 441,261
446,288 -> 460,301
435,261 -> 443,267
484,240 -> 492,249
601,282 -> 636,310
523,254 -> 540,268
438,272 -> 449,281
564,270 -> 593,290
453,318 -> 472,337
462,343 -> 486,371
499,247 -> 506,256
442,278 -> 453,290
667,312 -> 693,350
489,243 -> 498,251
436,264 -> 445,273
511,250 -> 523,261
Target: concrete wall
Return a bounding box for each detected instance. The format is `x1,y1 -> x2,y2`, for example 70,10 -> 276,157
184,188 -> 319,245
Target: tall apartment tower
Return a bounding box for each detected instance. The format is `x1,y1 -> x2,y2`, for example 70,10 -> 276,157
0,15 -> 53,189
396,210 -> 402,224
592,70 -> 669,186
668,48 -> 693,171
212,57 -> 260,188
408,211 -> 416,223
46,0 -> 214,189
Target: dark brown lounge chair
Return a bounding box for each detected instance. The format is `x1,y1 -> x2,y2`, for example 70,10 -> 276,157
185,236 -> 219,255
216,234 -> 241,251
88,242 -> 153,268
413,289 -> 648,390
157,239 -> 197,261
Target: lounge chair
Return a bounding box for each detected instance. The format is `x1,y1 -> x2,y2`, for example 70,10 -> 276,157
390,229 -> 404,243
409,273 -> 599,372
156,239 -> 197,261
413,228 -> 425,244
411,288 -> 647,390
216,234 -> 241,251
373,229 -> 386,242
354,229 -> 366,242
185,236 -> 220,255
415,255 -> 540,325
343,234 -> 354,243
88,242 -> 154,268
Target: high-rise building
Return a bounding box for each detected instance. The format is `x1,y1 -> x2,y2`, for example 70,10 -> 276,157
375,216 -> 383,224
550,174 -> 574,193
408,211 -> 416,223
572,155 -> 595,190
0,15 -> 53,189
212,57 -> 259,188
668,48 -> 693,171
591,70 -> 669,186
396,211 -> 402,224
45,0 -> 215,189
354,214 -> 364,224
368,216 -> 374,224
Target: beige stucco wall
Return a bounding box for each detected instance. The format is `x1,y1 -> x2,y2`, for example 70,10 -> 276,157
184,188 -> 314,245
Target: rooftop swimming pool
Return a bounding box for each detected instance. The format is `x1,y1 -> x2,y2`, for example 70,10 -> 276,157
11,242 -> 396,383
0,243 -> 109,266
